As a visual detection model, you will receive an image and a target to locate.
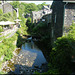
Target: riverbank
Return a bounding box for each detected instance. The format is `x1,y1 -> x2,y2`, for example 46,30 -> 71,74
33,40 -> 51,62
0,33 -> 49,74
0,31 -> 29,74
0,33 -> 18,74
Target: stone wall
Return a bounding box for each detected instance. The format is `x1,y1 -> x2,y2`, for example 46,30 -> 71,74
63,3 -> 75,34
32,10 -> 43,23
3,3 -> 13,14
64,3 -> 75,26
51,1 -> 65,42
41,13 -> 52,25
31,5 -> 51,23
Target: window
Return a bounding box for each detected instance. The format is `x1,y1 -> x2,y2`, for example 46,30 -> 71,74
42,19 -> 45,21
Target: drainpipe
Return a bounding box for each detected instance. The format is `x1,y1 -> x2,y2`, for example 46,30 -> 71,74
63,2 -> 68,35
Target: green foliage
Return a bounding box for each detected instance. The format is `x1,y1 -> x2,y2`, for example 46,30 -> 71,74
26,17 -> 32,30
32,22 -> 49,37
0,17 -> 8,21
68,23 -> 75,39
34,67 -> 59,74
25,3 -> 38,13
49,35 -> 74,74
30,23 -> 75,74
16,31 -> 25,47
3,13 -> 11,18
18,5 -> 28,35
34,22 -> 75,74
28,21 -> 52,50
0,9 -> 3,16
10,1 -> 48,15
37,2 -> 48,10
10,1 -> 20,8
0,26 -> 3,32
13,10 -> 17,20
0,12 -> 16,21
0,33 -> 17,61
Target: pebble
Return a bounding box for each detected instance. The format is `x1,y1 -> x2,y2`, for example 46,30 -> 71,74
39,70 -> 42,72
20,71 -> 23,74
26,60 -> 28,62
29,55 -> 30,57
18,62 -> 19,64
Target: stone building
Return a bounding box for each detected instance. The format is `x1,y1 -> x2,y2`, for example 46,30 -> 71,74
51,0 -> 75,42
31,5 -> 52,23
0,1 -> 16,15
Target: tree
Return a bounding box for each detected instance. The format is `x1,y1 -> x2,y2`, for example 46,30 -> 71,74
37,2 -> 47,10
0,9 -> 3,16
0,26 -> 3,32
10,1 -> 20,8
25,3 -> 38,13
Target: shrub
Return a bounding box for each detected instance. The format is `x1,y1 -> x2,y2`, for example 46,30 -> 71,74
0,9 -> 3,16
49,36 -> 74,74
0,26 -> 3,32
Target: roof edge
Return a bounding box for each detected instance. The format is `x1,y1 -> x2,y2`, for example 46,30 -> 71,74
63,1 -> 75,3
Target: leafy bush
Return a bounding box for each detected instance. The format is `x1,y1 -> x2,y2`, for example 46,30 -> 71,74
0,9 -> 3,16
49,36 -> 74,74
0,26 -> 3,32
0,33 -> 17,61
68,23 -> 75,39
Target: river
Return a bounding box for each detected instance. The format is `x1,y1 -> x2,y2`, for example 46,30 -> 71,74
10,39 -> 48,74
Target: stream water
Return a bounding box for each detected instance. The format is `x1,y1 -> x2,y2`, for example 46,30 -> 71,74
11,39 -> 48,74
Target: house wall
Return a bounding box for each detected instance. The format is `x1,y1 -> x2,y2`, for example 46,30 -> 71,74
64,3 -> 75,26
63,3 -> 75,34
31,5 -> 51,24
41,14 -> 52,25
32,10 -> 43,23
3,3 -> 13,14
51,1 -> 65,42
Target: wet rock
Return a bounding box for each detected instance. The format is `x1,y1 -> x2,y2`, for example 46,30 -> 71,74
30,69 -> 34,72
29,55 -> 30,57
39,70 -> 42,73
2,61 -> 15,73
26,59 -> 28,62
20,71 -> 23,74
